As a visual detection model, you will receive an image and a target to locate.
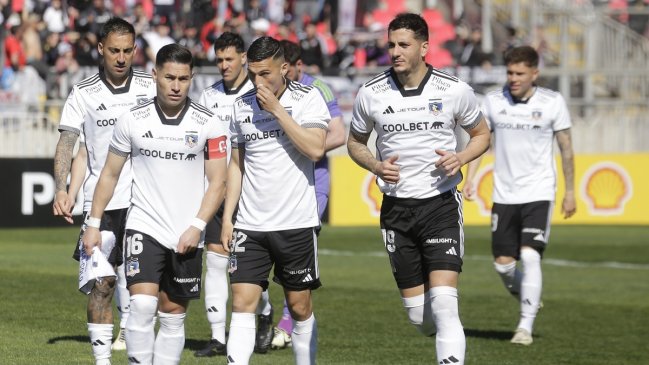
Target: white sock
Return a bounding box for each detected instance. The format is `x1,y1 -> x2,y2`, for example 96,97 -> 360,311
257,289 -> 272,316
153,312 -> 186,365
126,294 -> 158,365
88,323 -> 113,363
205,251 -> 229,343
227,312 -> 256,365
402,294 -> 435,336
518,249 -> 542,334
115,262 -> 130,329
292,313 -> 317,365
431,287 -> 465,365
494,260 -> 522,299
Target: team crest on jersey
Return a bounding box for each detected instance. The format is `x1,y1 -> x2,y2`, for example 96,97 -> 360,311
136,95 -> 149,105
429,99 -> 443,115
532,110 -> 542,120
185,132 -> 199,148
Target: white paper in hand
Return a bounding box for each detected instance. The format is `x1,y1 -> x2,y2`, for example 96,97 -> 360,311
78,230 -> 117,294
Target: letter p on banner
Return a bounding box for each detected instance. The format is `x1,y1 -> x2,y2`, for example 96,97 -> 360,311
206,136 -> 227,160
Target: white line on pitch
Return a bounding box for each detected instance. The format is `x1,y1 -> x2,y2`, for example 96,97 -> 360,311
318,249 -> 649,271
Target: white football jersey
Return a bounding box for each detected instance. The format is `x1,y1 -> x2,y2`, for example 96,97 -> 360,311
351,66 -> 483,199
198,77 -> 254,161
483,86 -> 572,204
58,69 -> 156,211
110,98 -> 228,250
230,80 -> 330,231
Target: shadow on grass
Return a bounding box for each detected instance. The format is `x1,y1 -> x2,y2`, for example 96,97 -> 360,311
464,328 -> 513,341
47,335 -> 88,344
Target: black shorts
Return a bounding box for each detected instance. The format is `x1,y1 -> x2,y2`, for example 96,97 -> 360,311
204,203 -> 238,244
228,227 -> 322,291
123,229 -> 203,300
491,201 -> 553,259
73,209 -> 128,266
380,189 -> 464,290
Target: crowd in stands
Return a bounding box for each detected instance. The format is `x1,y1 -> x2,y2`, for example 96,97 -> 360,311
0,0 -> 647,99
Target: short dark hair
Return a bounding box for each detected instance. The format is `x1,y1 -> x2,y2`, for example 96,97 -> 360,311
247,36 -> 284,63
280,40 -> 301,65
99,17 -> 135,42
214,32 -> 246,54
388,13 -> 428,42
156,44 -> 194,70
504,46 -> 539,68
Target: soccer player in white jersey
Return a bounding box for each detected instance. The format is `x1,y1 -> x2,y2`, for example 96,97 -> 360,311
464,46 -> 576,346
221,36 -> 329,365
194,31 -> 254,358
52,17 -> 156,364
81,44 -> 228,365
347,13 -> 490,364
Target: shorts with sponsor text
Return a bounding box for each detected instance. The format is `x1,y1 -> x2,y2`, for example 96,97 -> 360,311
228,227 -> 321,291
380,189 -> 464,290
73,209 -> 127,266
123,229 -> 203,300
491,201 -> 553,259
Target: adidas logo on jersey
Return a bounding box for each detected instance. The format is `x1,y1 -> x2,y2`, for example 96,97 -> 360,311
439,355 -> 460,363
382,106 -> 395,114
96,103 -> 107,111
142,130 -> 154,138
211,102 -> 218,109
302,274 -> 313,283
445,247 -> 458,256
242,116 -> 252,124
190,284 -> 199,292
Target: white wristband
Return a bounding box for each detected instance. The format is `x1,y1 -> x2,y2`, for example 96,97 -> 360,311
191,217 -> 207,231
86,217 -> 101,229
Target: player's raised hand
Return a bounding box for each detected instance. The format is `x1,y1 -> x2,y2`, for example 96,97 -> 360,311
177,226 -> 201,254
256,83 -> 282,115
53,191 -> 74,224
374,155 -> 400,184
220,220 -> 234,253
435,149 -> 463,177
82,227 -> 102,256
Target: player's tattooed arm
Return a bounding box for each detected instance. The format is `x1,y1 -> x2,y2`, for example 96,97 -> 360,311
347,130 -> 400,184
53,130 -> 79,218
556,129 -> 576,218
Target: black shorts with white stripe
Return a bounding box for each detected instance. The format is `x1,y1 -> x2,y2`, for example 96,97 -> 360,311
491,201 -> 553,259
380,188 -> 464,290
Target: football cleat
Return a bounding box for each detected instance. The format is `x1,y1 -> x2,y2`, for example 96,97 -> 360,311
254,309 -> 274,354
510,328 -> 533,346
111,327 -> 126,351
271,327 -> 292,349
194,338 -> 227,357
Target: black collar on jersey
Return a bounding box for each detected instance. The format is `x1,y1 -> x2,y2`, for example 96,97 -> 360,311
99,67 -> 133,94
504,85 -> 537,104
153,96 -> 192,126
224,76 -> 250,95
389,64 -> 433,97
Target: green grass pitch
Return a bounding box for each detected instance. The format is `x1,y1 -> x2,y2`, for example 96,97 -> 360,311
1,225 -> 648,364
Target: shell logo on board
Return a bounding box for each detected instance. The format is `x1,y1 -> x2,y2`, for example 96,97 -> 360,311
362,173 -> 382,217
581,162 -> 632,216
474,163 -> 494,216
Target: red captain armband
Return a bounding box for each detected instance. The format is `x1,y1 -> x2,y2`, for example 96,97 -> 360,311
206,135 -> 227,160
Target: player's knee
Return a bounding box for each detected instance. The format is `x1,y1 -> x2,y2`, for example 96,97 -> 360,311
287,299 -> 312,321
90,277 -> 116,303
128,294 -> 158,329
520,248 -> 541,265
403,294 -> 435,336
430,287 -> 461,330
494,260 -> 517,274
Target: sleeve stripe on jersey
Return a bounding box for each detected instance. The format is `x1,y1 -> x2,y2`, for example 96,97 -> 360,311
364,71 -> 390,87
203,80 -> 224,94
133,70 -> 153,79
130,99 -> 154,111
77,74 -> 101,89
311,79 -> 335,101
109,145 -> 130,157
350,126 -> 372,138
302,122 -> 328,129
287,81 -> 313,94
238,88 -> 257,100
189,101 -> 215,117
431,69 -> 458,83
461,112 -> 483,130
58,125 -> 81,135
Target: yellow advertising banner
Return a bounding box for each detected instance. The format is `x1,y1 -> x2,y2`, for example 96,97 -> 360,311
330,154 -> 649,226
